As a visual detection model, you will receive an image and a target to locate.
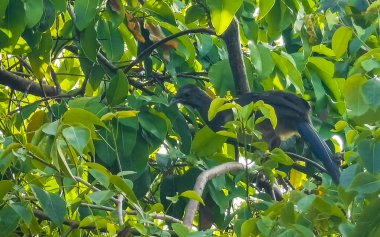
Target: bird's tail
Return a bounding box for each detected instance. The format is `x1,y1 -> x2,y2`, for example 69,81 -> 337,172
296,122 -> 340,184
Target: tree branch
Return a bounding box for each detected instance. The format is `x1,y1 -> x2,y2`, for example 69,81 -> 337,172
0,70 -> 57,97
221,18 -> 250,95
183,162 -> 245,228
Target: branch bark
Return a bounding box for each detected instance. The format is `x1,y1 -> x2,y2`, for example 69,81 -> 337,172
221,18 -> 250,95
183,162 -> 245,228
0,70 -> 57,97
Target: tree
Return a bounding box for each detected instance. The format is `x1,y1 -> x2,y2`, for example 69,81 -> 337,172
0,0 -> 380,236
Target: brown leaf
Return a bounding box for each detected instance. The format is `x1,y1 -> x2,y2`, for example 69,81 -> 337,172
108,0 -> 122,14
125,11 -> 145,43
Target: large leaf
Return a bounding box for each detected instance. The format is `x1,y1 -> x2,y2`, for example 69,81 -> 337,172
361,79 -> 380,111
358,139 -> 380,174
332,26 -> 352,58
144,0 -> 176,24
62,126 -> 91,154
209,59 -> 235,96
206,0 -> 243,35
191,126 -> 227,156
0,0 -> 26,52
24,0 -> 44,28
31,185 -> 67,226
343,74 -> 369,117
257,0 -> 275,20
272,52 -> 304,93
106,69 -> 129,106
74,0 -> 100,31
0,206 -> 19,236
97,19 -> 124,61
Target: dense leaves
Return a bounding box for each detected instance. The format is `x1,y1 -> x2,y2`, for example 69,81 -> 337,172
0,0 -> 380,236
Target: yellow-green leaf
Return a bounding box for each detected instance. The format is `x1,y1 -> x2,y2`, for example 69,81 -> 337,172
332,26 -> 352,58
206,0 -> 243,35
257,0 -> 275,20
180,190 -> 205,205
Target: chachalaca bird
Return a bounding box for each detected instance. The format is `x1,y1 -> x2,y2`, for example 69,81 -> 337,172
173,84 -> 340,184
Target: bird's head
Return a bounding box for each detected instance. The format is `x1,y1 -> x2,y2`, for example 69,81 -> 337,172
172,84 -> 212,108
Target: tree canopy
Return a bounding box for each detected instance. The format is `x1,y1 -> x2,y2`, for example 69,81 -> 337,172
0,0 -> 380,236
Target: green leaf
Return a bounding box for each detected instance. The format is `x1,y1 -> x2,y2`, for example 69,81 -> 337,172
62,108 -> 106,131
358,139 -> 380,174
24,0 -> 44,28
332,120 -> 348,132
180,190 -> 205,205
191,126 -> 227,156
206,0 -> 243,35
62,126 -> 90,154
312,44 -> 336,57
0,180 -> 14,200
343,74 -> 369,117
249,42 -> 275,79
0,0 -> 26,52
31,185 -> 67,226
272,52 -> 304,93
110,175 -> 138,203
257,0 -> 275,20
172,223 -> 190,237
74,0 -> 100,31
349,172 -> 380,194
89,190 -> 115,205
362,79 -> 380,110
80,24 -> 98,62
10,203 -> 33,226
0,0 -> 9,19
97,19 -> 124,61
332,26 -> 352,58
138,111 -> 168,142
0,206 -> 19,236
144,0 -> 176,24
209,59 -> 235,96
107,69 -> 129,106
208,98 -> 227,121
270,148 -> 294,165
185,5 -> 207,24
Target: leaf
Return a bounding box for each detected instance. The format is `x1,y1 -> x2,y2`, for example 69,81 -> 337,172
144,0 -> 176,24
0,180 -> 14,200
270,148 -> 294,165
209,59 -> 235,96
138,111 -> 168,142
272,52 -> 304,93
10,203 -> 33,226
185,5 -> 207,24
80,24 -> 98,61
62,126 -> 91,154
0,206 -> 19,236
332,120 -> 348,132
180,190 -> 205,205
361,79 -> 380,110
249,42 -> 275,79
0,0 -> 26,52
110,175 -> 138,203
97,19 -> 124,61
257,0 -> 275,20
74,0 -> 100,31
191,126 -> 227,156
30,185 -> 67,226
106,69 -> 129,106
172,223 -> 190,237
24,0 -> 44,28
332,26 -> 352,58
358,139 -> 380,174
349,172 -> 380,194
208,98 -> 227,121
89,190 -> 115,205
206,0 -> 243,35
343,74 -> 369,117
62,108 -> 106,132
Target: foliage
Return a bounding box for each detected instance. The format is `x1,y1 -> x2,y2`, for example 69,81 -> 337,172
0,0 -> 380,236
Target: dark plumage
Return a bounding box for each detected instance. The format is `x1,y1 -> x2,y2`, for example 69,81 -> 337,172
173,84 -> 340,184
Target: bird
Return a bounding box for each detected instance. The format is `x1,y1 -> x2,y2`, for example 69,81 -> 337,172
172,84 -> 340,184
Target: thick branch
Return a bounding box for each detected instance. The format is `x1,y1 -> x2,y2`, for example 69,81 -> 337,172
183,162 -> 245,228
0,70 -> 57,97
221,18 -> 250,95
